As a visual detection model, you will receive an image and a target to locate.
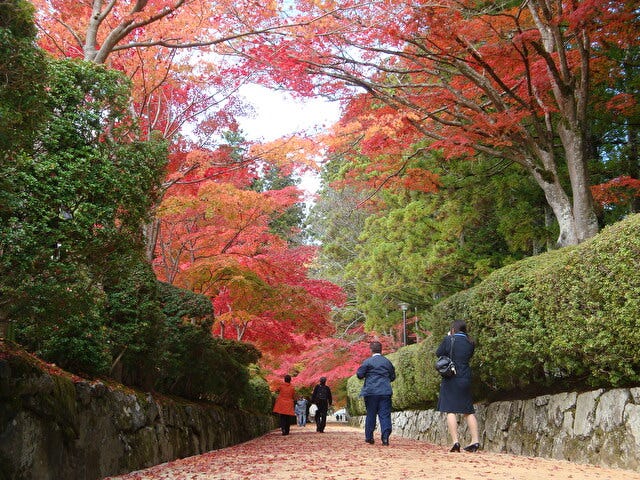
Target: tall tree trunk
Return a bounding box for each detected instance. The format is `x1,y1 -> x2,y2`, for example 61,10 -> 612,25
0,311 -> 8,340
622,49 -> 640,213
558,125 -> 600,242
528,0 -> 599,245
530,166 -> 579,247
143,217 -> 161,262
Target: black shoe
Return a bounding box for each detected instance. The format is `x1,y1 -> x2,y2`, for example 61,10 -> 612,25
450,442 -> 460,452
382,439 -> 389,446
365,439 -> 375,444
463,443 -> 480,452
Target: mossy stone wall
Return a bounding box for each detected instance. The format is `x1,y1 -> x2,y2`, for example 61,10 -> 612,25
0,346 -> 275,480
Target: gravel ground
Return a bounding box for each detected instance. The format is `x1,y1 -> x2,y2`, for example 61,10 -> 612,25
105,424 -> 640,480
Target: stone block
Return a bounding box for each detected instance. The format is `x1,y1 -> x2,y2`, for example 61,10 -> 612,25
395,411 -> 408,430
625,403 -> 640,451
522,397 -> 548,433
595,389 -> 629,432
547,391 -> 577,428
534,395 -> 550,407
383,387 -> 639,472
550,428 -> 568,460
486,400 -> 514,433
573,389 -> 603,437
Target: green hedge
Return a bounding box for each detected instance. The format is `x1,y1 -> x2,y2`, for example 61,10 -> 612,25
239,373 -> 273,415
347,214 -> 640,414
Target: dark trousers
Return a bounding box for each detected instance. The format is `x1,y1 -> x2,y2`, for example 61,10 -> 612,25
279,414 -> 292,435
315,400 -> 329,432
364,395 -> 392,441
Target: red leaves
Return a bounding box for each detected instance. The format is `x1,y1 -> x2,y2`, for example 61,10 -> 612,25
155,166 -> 344,357
100,423 -> 640,480
591,176 -> 640,207
606,94 -> 638,116
400,169 -> 440,193
270,333 -> 399,387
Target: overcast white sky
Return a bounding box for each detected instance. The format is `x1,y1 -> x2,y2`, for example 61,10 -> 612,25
236,84 -> 341,196
236,84 -> 341,142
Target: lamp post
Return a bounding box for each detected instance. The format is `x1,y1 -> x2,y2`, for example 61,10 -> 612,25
398,302 -> 409,346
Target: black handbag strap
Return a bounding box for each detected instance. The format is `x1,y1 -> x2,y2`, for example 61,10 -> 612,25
448,334 -> 455,357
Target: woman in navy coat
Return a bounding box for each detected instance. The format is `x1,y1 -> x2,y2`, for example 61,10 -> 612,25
436,320 -> 480,452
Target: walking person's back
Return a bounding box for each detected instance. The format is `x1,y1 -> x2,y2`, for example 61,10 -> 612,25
273,374 -> 296,436
311,377 -> 332,432
356,341 -> 396,445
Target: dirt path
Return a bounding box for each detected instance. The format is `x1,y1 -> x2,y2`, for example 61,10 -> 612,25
106,424 -> 640,480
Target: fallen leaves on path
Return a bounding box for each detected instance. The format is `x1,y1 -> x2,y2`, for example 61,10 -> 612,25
105,425 -> 640,480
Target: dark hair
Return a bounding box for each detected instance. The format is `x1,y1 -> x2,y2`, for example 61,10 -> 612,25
370,341 -> 382,354
284,374 -> 291,383
451,320 -> 475,345
319,377 -> 327,384
451,320 -> 467,333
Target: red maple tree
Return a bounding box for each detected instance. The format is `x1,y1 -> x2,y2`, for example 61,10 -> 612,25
235,0 -> 639,246
154,156 -> 345,356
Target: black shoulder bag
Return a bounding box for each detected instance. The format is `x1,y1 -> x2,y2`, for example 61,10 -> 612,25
435,335 -> 457,378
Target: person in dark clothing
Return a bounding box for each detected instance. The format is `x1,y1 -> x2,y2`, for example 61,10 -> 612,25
356,341 -> 396,446
436,320 -> 480,452
311,377 -> 332,432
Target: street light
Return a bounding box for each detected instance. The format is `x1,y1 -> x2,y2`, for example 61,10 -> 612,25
398,302 -> 409,346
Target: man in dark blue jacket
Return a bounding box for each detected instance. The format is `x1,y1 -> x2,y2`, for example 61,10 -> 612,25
356,341 -> 396,446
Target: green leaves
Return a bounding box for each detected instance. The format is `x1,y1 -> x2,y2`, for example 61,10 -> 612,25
431,214 -> 640,396
1,58 -> 167,378
317,152 -> 550,336
346,214 -> 640,410
0,0 -> 48,153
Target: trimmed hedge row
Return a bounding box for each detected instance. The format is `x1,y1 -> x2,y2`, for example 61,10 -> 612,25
347,214 -> 640,415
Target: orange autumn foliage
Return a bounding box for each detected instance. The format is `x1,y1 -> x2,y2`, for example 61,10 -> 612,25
154,172 -> 344,355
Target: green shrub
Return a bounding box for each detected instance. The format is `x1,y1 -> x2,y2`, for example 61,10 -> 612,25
431,214 -> 640,398
155,282 -> 264,406
388,340 -> 442,410
157,281 -> 213,321
155,320 -> 243,403
13,264 -> 111,376
346,374 -> 365,416
238,373 -> 273,415
103,258 -> 166,388
346,214 -> 640,412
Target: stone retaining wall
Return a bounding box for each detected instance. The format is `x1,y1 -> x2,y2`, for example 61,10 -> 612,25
352,387 -> 640,471
0,351 -> 276,480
